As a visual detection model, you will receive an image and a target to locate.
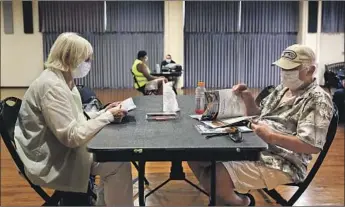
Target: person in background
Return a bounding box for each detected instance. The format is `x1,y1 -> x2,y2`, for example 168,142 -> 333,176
188,44 -> 333,206
14,33 -> 133,206
132,50 -> 167,95
161,54 -> 176,68
333,72 -> 345,122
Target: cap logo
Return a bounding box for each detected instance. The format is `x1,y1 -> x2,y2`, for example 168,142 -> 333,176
281,50 -> 297,60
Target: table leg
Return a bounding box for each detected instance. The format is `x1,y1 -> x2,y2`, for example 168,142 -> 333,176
209,161 -> 216,206
138,161 -> 146,206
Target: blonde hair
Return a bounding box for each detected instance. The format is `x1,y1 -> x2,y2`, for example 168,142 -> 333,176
44,32 -> 93,72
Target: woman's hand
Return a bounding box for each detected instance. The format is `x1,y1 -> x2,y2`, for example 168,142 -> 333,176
108,105 -> 128,118
105,101 -> 121,111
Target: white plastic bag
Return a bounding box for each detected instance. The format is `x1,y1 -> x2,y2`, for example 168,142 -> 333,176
163,81 -> 180,112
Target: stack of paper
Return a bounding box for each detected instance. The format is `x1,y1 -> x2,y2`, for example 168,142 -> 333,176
194,125 -> 229,135
121,98 -> 136,112
201,116 -> 255,128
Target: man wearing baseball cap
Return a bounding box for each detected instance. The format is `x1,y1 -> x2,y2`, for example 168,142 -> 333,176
188,44 -> 334,206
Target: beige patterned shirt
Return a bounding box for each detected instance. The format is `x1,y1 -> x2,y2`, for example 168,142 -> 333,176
257,81 -> 333,183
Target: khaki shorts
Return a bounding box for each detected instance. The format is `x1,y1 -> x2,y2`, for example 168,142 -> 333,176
222,161 -> 293,193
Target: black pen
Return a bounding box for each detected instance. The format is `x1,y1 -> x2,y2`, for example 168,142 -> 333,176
205,133 -> 229,139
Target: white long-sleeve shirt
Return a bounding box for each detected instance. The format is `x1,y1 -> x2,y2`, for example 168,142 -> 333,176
14,68 -> 114,193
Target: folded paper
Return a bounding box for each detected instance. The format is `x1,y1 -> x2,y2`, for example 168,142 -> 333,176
163,81 -> 180,112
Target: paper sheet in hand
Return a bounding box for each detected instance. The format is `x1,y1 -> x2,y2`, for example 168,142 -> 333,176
121,98 -> 136,111
202,89 -> 246,120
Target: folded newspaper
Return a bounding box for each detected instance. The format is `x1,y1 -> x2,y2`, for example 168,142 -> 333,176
199,89 -> 255,128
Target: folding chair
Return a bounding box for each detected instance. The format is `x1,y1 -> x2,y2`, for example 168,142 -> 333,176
131,70 -> 158,96
261,103 -> 339,206
254,85 -> 275,106
0,97 -> 96,206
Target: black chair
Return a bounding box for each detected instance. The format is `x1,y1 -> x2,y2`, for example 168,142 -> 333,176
131,70 -> 158,96
0,97 -> 96,206
325,62 -> 345,76
254,85 -> 275,106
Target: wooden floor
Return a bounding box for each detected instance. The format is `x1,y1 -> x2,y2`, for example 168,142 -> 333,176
1,88 -> 344,206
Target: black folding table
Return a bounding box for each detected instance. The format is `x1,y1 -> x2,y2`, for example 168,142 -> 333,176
87,95 -> 268,206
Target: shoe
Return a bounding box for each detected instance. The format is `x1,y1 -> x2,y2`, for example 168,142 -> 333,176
245,193 -> 255,206
236,192 -> 255,206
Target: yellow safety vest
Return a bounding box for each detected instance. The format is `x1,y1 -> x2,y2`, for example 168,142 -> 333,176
132,59 -> 151,89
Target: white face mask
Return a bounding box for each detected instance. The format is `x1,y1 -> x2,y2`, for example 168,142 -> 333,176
281,69 -> 304,91
166,59 -> 171,63
144,56 -> 148,62
72,61 -> 91,79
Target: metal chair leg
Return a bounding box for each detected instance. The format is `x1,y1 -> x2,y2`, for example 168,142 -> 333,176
263,188 -> 289,206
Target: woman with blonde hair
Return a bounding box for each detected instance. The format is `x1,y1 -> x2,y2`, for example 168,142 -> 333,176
14,32 -> 133,206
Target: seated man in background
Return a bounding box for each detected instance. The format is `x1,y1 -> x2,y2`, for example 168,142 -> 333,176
161,54 -> 176,68
188,44 -> 334,206
132,50 -> 167,95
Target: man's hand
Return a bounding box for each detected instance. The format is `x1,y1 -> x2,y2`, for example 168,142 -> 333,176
250,120 -> 274,143
232,84 -> 248,95
250,120 -> 321,154
105,101 -> 121,111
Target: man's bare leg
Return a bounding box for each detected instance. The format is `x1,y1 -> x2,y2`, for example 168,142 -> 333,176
188,161 -> 250,206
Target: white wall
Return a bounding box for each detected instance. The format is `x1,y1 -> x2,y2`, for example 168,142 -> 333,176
1,0 -> 43,87
306,33 -> 344,85
164,1 -> 184,88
